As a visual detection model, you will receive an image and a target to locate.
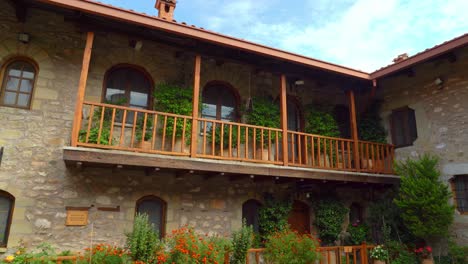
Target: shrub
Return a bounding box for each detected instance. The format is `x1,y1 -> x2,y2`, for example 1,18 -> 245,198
386,240 -> 418,264
231,221 -> 253,264
258,194 -> 292,240
78,244 -> 131,264
448,240 -> 468,264
161,227 -> 231,264
314,199 -> 348,246
126,213 -> 161,263
245,97 -> 281,146
394,155 -> 454,241
264,229 -> 320,264
358,100 -> 386,143
347,221 -> 369,245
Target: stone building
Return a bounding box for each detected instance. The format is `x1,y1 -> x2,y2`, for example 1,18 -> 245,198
0,0 -> 466,252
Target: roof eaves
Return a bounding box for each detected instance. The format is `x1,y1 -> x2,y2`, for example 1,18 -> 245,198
35,0 -> 371,80
370,33 -> 468,79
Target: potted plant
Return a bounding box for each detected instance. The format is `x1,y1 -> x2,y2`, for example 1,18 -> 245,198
208,124 -> 246,157
79,104 -> 115,145
304,104 -> 341,167
245,97 -> 280,161
415,246 -> 433,264
153,83 -> 195,153
358,101 -> 387,170
370,245 -> 389,264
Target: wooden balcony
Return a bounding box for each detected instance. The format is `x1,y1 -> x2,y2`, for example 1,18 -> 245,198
64,101 -> 397,183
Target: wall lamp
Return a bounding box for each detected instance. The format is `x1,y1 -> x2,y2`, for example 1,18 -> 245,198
18,32 -> 30,44
434,77 -> 444,89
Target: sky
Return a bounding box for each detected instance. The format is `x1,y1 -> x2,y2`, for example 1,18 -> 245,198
98,0 -> 468,72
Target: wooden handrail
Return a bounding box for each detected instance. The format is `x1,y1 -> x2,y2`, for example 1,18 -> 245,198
83,101 -> 192,119
198,117 -> 282,132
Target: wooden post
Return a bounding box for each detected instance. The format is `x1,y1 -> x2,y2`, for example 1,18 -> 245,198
280,74 -> 289,165
190,55 -> 201,157
361,242 -> 368,264
347,89 -> 360,171
71,32 -> 95,147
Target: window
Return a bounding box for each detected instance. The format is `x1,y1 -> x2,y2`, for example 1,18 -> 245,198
390,106 -> 417,147
452,175 -> 468,214
242,199 -> 261,233
1,59 -> 37,109
136,196 -> 166,237
0,191 -> 14,247
201,82 -> 239,122
104,65 -> 152,122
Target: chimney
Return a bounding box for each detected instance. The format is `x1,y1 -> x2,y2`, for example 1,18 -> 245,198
392,53 -> 409,63
155,0 -> 177,20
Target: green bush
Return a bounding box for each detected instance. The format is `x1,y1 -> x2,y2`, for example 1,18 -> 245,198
230,221 -> 253,264
264,229 -> 320,264
245,98 -> 281,146
448,240 -> 468,264
347,222 -> 369,245
394,155 -> 454,241
386,241 -> 418,264
304,104 -> 340,137
258,194 -> 292,240
153,83 -> 195,144
126,213 -> 161,263
358,100 -> 386,143
314,199 -> 348,246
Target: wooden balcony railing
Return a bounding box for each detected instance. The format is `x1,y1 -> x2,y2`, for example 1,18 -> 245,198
75,102 -> 395,174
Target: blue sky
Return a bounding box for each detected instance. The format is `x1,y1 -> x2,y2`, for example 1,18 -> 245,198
99,0 -> 467,72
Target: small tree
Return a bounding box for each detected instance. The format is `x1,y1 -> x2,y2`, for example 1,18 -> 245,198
314,199 -> 348,246
393,155 -> 454,242
231,220 -> 254,264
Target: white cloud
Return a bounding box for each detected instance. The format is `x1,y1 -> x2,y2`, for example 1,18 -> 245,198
192,0 -> 468,72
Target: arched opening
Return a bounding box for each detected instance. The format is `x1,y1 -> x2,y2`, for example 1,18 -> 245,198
288,200 -> 310,234
1,57 -> 38,109
242,199 -> 262,233
136,195 -> 166,237
201,81 -> 240,122
0,190 -> 15,247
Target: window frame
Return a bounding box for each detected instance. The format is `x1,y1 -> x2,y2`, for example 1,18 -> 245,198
0,190 -> 15,248
390,106 -> 417,148
102,64 -> 154,110
201,81 -> 240,122
0,57 -> 39,110
135,195 -> 167,237
450,175 -> 468,215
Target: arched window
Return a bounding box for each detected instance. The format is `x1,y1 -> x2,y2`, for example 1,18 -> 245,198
0,191 -> 15,247
136,196 -> 166,237
104,65 -> 152,105
242,199 -> 261,233
1,58 -> 37,109
201,82 -> 239,122
350,203 -> 363,224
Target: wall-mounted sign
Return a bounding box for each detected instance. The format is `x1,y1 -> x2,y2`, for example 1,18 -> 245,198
66,207 -> 89,226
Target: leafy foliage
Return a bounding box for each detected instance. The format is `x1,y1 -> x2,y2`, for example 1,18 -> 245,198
208,124 -> 245,149
386,240 -> 418,264
394,155 -> 454,241
135,115 -> 154,142
153,83 -> 195,144
358,100 -> 387,143
448,239 -> 468,264
258,194 -> 292,240
347,222 -> 370,245
264,229 -> 320,264
230,221 -> 253,264
125,213 -> 161,263
304,104 -> 340,138
245,97 -> 281,146
314,199 -> 348,246
78,244 -> 131,264
369,245 -> 389,261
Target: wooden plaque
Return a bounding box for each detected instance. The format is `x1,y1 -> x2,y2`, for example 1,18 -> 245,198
344,246 -> 353,253
66,209 -> 88,226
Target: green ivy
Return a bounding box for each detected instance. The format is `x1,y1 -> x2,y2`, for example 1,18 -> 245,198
304,104 -> 340,138
245,98 -> 281,146
258,194 -> 292,241
346,222 -> 370,245
208,124 -> 246,149
358,100 -> 387,143
314,199 -> 348,246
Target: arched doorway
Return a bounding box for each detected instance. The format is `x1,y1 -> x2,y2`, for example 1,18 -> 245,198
288,200 -> 310,234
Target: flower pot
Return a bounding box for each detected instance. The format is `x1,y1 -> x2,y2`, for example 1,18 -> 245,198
317,154 -> 331,168
256,148 -> 272,161
422,258 -> 434,264
373,260 -> 386,264
137,140 -> 152,150
173,138 -> 190,154
361,158 -> 373,169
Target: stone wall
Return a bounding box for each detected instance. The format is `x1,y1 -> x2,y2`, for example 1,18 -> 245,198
379,46 -> 468,244
0,0 -> 359,251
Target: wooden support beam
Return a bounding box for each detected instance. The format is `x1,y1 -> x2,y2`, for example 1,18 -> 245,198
280,74 -> 289,165
347,90 -> 360,171
190,55 -> 201,157
71,32 -> 95,147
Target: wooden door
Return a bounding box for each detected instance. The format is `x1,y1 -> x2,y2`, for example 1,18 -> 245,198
288,200 -> 310,234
